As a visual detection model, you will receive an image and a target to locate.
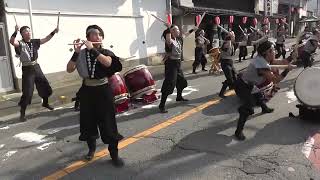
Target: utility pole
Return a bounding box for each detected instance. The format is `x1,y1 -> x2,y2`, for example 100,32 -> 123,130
317,0 -> 319,17
288,1 -> 292,37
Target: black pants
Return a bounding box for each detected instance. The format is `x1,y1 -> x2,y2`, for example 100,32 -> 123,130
193,47 -> 207,70
160,59 -> 188,107
235,78 -> 269,130
301,51 -> 313,68
239,46 -> 248,60
251,45 -> 257,58
79,83 -> 123,145
19,64 -> 52,108
221,60 -> 237,88
275,43 -> 286,59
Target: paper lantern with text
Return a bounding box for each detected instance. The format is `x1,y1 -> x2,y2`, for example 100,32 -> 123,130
263,17 -> 269,25
242,16 -> 248,24
229,16 -> 234,24
214,16 -> 220,25
196,15 -> 201,26
167,13 -> 172,25
252,18 -> 258,26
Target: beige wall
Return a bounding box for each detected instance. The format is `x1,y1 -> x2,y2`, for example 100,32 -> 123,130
4,0 -> 167,78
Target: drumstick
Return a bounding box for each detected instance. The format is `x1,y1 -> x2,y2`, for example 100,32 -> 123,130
120,56 -> 136,61
217,25 -> 229,33
269,65 -> 297,69
13,14 -> 18,25
239,25 -> 245,34
68,42 -> 102,45
151,14 -> 169,27
57,12 -> 60,29
252,36 -> 268,45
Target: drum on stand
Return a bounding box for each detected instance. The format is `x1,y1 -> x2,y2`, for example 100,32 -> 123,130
123,65 -> 158,103
292,67 -> 320,120
108,72 -> 129,113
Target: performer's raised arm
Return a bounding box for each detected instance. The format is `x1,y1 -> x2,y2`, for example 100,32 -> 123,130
10,25 -> 20,47
40,27 -> 59,45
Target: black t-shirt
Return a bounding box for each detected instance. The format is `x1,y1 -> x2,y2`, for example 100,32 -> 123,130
72,48 -> 122,79
19,39 -> 41,61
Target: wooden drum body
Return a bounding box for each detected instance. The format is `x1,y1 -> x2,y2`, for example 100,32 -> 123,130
123,65 -> 156,100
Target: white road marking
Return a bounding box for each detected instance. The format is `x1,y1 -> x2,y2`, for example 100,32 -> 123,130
2,150 -> 17,161
141,104 -> 158,109
44,125 -> 79,135
37,142 -> 56,151
302,137 -> 315,158
0,126 -> 9,130
286,90 -> 297,103
13,132 -> 46,143
288,167 -> 295,172
172,86 -> 199,97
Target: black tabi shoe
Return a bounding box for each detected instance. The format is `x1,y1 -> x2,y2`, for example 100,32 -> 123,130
192,71 -> 197,74
42,103 -> 54,111
19,115 -> 27,122
234,130 -> 246,141
20,109 -> 27,122
202,69 -> 208,71
85,151 -> 95,161
261,107 -> 274,114
176,97 -> 189,102
159,106 -> 168,113
111,157 -> 125,167
219,94 -> 227,98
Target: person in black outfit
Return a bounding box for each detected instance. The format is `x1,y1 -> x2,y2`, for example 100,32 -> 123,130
159,25 -> 189,113
219,32 -> 237,98
10,25 -> 58,121
193,29 -> 210,73
67,25 -> 124,167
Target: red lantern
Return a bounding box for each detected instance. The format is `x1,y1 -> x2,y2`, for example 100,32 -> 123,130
252,18 -> 258,27
167,13 -> 172,25
242,16 -> 248,24
263,17 -> 269,25
195,15 -> 201,26
229,16 -> 234,24
214,16 -> 220,25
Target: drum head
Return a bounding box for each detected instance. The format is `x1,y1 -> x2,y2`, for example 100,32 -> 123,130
123,65 -> 147,77
294,67 -> 320,107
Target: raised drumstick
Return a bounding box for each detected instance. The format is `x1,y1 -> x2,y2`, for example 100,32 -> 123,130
57,12 -> 60,29
151,14 -> 169,27
13,14 -> 18,25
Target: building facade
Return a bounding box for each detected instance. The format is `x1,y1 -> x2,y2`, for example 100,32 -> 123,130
0,0 -> 167,93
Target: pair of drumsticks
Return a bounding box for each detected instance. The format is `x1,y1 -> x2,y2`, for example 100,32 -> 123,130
13,12 -> 60,31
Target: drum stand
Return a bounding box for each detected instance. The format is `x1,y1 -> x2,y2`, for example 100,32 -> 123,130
289,104 -> 320,121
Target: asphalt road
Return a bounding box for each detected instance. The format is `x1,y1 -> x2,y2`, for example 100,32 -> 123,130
0,58 -> 320,180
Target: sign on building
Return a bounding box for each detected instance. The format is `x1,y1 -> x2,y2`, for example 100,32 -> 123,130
265,0 -> 272,16
258,0 -> 278,16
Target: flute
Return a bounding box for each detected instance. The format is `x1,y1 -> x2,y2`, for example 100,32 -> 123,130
68,42 -> 103,45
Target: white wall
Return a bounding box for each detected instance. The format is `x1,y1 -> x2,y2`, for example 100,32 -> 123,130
4,0 -> 167,78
